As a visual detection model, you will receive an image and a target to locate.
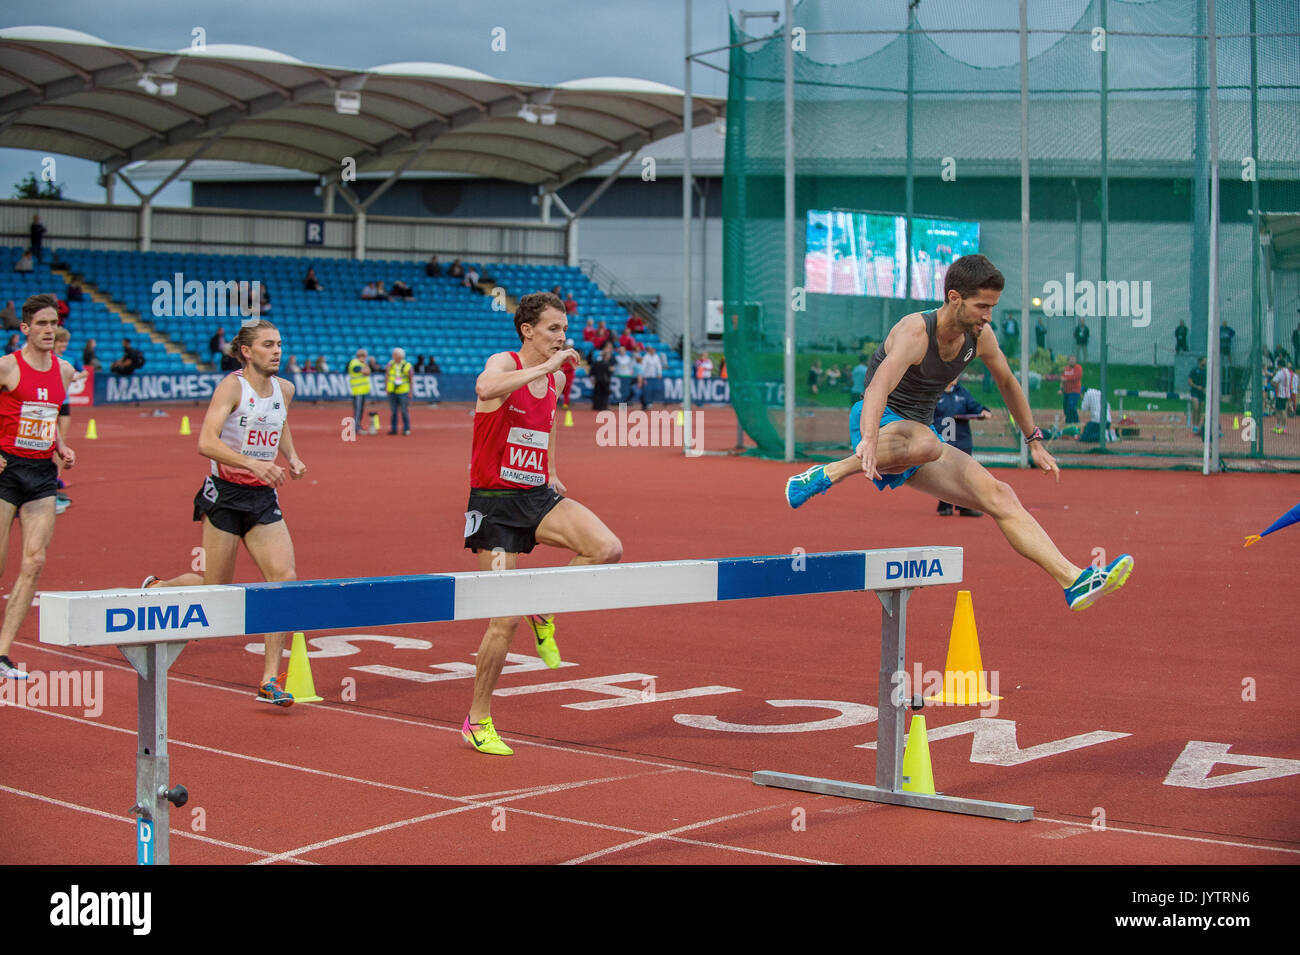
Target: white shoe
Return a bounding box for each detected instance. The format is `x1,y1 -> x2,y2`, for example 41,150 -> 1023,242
0,655 -> 28,680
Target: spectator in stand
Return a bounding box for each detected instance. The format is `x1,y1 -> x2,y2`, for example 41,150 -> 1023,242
391,279 -> 415,300
588,342 -> 613,412
82,338 -> 101,372
695,351 -> 714,379
551,285 -> 563,298
824,363 -> 841,392
29,215 -> 46,263
5,333 -> 20,354
13,250 -> 34,274
55,297 -> 69,323
426,255 -> 442,278
639,344 -> 664,410
360,281 -> 380,301
1,301 -> 19,331
448,259 -> 465,278
367,354 -> 384,374
1055,354 -> 1084,424
110,337 -> 145,376
462,266 -> 481,293
209,326 -> 227,365
258,281 -> 272,314
807,359 -> 822,395
303,267 -> 323,291
285,355 -> 301,374
315,355 -> 330,374
424,355 -> 441,374
618,326 -> 642,353
560,339 -> 579,409
66,282 -> 83,303
582,317 -> 597,344
625,313 -> 646,334
564,292 -> 579,316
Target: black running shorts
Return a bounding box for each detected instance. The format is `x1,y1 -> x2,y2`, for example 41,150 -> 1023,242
464,484 -> 564,554
193,474 -> 283,537
0,451 -> 58,508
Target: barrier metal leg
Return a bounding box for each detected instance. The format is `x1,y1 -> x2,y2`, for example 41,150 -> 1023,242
754,588 -> 1033,822
120,642 -> 190,865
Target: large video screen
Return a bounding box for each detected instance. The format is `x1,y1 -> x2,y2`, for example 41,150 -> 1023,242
804,209 -> 980,300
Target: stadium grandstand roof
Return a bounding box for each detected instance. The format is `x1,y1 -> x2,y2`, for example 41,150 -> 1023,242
0,26 -> 725,191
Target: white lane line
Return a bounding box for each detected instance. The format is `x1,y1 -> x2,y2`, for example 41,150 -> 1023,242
1032,816 -> 1300,856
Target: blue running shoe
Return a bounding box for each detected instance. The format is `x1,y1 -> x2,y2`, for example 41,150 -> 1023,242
785,465 -> 832,509
1064,554 -> 1134,611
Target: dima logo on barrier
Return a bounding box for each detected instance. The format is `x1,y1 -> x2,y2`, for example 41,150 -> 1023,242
885,559 -> 944,580
106,604 -> 210,633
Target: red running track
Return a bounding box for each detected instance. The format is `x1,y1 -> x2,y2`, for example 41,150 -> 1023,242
1,401 -> 1296,864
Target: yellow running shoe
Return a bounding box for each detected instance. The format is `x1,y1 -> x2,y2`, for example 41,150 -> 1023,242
528,614 -> 561,669
462,716 -> 513,756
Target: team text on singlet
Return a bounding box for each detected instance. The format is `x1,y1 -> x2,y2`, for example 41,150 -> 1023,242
0,351 -> 66,458
214,372 -> 287,485
863,310 -> 980,424
470,353 -> 556,489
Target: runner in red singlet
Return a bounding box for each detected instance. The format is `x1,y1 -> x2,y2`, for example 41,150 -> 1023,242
460,292 -> 622,756
0,295 -> 78,680
143,319 -> 307,705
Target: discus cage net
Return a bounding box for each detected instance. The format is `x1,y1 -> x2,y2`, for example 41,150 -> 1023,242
719,0 -> 1300,469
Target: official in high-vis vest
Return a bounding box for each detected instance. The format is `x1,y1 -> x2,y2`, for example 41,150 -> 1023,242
386,346 -> 414,435
347,348 -> 372,435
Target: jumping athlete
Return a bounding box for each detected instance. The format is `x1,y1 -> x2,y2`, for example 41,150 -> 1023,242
0,295 -> 78,679
785,254 -> 1132,610
143,319 -> 306,704
462,291 -> 622,756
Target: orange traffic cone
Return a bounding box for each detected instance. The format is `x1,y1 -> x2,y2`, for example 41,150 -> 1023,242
925,590 -> 1002,704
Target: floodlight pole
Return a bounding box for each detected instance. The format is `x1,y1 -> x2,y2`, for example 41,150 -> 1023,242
1018,0 -> 1030,469
683,0 -> 695,455
783,0 -> 795,462
1204,0 -> 1222,474
1099,0 -> 1110,453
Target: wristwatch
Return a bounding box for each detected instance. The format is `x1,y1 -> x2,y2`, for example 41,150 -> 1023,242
1024,426 -> 1044,444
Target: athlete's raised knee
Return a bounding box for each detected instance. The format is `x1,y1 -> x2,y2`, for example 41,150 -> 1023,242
984,479 -> 1022,518
591,533 -> 622,564
912,432 -> 943,465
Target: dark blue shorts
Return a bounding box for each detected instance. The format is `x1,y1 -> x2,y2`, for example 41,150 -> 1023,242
850,401 -> 943,491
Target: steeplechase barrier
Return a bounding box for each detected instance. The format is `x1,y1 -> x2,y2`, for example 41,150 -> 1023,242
39,545 -> 1032,864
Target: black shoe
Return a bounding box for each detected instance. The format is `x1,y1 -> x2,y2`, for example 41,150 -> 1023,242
958,507 -> 983,517
937,504 -> 953,516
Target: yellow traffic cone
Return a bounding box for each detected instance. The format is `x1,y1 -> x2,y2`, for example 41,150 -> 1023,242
84,418 -> 98,440
370,413 -> 380,434
179,415 -> 191,436
676,409 -> 684,426
1233,416 -> 1240,429
925,590 -> 1002,704
901,714 -> 936,794
564,408 -> 574,428
283,632 -> 323,703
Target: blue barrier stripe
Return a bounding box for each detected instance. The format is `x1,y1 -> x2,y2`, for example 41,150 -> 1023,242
244,575 -> 456,632
715,552 -> 865,601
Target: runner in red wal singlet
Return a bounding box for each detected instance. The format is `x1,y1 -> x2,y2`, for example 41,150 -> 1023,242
0,295 -> 78,680
460,291 -> 622,756
143,319 -> 307,705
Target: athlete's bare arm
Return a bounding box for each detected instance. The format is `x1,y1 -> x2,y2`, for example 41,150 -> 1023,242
276,378 -> 306,479
977,326 -> 1060,481
548,369 -> 567,495
475,349 -> 579,412
0,353 -> 18,393
197,374 -> 286,487
856,313 -> 930,479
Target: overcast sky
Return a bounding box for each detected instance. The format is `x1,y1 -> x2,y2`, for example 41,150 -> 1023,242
1,0 -> 1100,206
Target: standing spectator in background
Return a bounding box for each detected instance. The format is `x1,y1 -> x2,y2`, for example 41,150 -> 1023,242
613,346 -> 636,404
82,338 -> 101,372
1188,356 -> 1207,434
1053,354 -> 1083,424
563,292 -> 579,317
1002,312 -> 1020,359
1291,322 -> 1300,368
560,340 -> 579,409
806,358 -> 822,395
1220,323 -> 1235,364
12,251 -> 34,275
851,355 -> 868,397
1035,316 -> 1049,358
823,363 -> 841,392
932,377 -> 992,516
1,301 -> 19,331
1271,360 -> 1292,435
1174,319 -> 1189,354
29,215 -> 46,263
695,352 -> 714,379
426,255 -> 442,278
639,345 -> 664,410
588,342 -> 613,412
303,267 -> 323,291
348,348 -> 372,435
386,347 -> 414,435
1073,318 -> 1090,362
